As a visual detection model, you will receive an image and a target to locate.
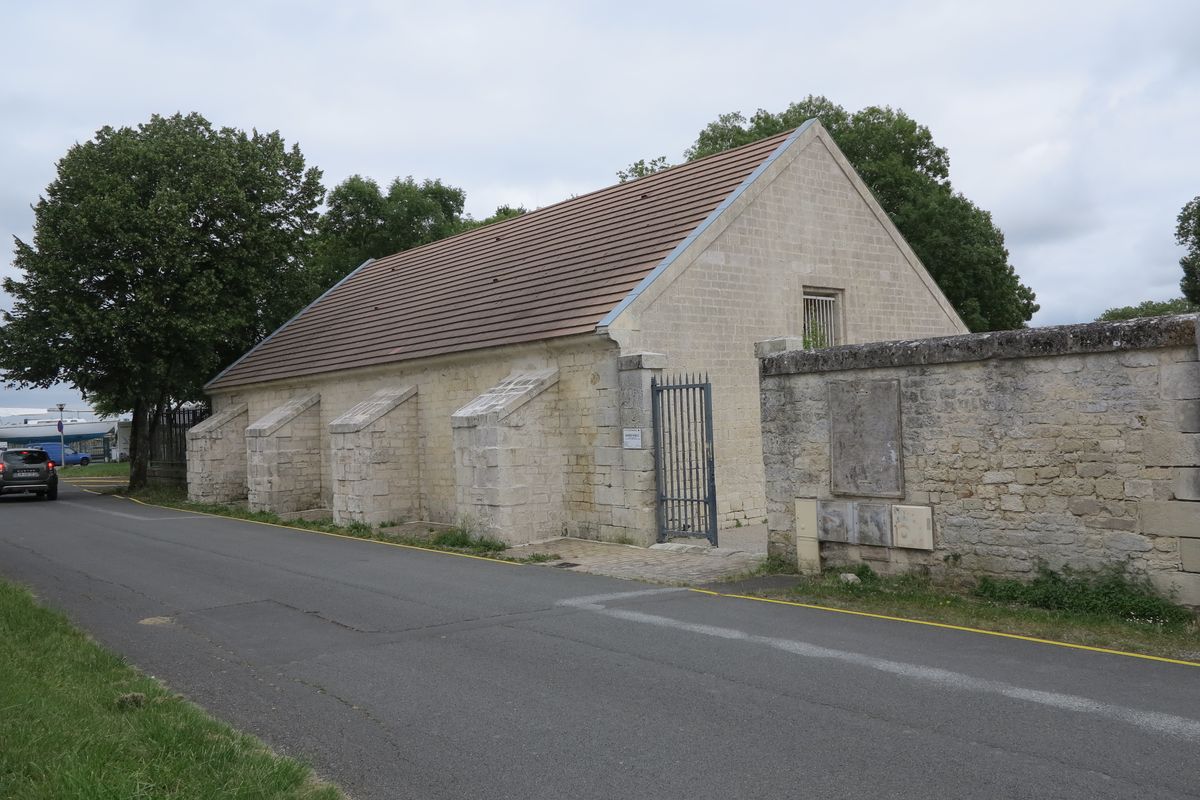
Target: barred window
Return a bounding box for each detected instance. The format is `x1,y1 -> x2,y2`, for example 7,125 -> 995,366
802,293 -> 839,349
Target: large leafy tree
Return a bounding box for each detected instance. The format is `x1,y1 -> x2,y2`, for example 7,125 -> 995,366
0,112 -> 323,488
309,175 -> 469,294
681,97 -> 1038,331
1179,195 -> 1200,304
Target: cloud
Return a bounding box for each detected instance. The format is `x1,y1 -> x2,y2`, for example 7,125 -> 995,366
2,0 -> 1199,407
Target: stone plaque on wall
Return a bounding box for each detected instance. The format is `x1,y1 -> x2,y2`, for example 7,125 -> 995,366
855,502 -> 893,547
817,501 -> 853,543
829,379 -> 903,497
892,505 -> 934,550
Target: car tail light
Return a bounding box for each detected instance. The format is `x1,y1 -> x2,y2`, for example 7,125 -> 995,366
47,461 -> 55,470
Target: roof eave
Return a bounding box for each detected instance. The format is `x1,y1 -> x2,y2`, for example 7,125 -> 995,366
205,258 -> 376,392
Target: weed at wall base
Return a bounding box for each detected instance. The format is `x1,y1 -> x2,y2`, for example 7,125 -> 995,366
973,563 -> 1194,626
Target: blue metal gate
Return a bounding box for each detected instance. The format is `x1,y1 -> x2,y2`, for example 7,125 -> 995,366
651,374 -> 717,545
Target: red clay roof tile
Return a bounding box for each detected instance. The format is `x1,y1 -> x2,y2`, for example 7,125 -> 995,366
207,130 -> 793,390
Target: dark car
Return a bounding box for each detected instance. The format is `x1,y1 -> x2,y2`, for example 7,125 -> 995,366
0,448 -> 59,500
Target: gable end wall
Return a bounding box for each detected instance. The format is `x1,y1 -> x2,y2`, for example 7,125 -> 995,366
609,130 -> 967,527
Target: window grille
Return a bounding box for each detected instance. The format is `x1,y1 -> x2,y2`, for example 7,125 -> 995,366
802,294 -> 839,349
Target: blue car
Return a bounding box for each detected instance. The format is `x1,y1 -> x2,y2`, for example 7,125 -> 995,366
29,442 -> 91,467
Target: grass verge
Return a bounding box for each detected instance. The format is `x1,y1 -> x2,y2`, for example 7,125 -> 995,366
59,461 -> 131,478
109,484 -> 549,562
739,564 -> 1200,663
0,578 -> 341,799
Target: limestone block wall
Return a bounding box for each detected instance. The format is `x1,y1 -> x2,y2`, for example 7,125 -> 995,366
186,403 -> 248,503
246,393 -> 323,514
758,315 -> 1200,606
608,122 -> 966,533
207,336 -> 656,545
330,386 -> 420,527
451,369 -> 565,543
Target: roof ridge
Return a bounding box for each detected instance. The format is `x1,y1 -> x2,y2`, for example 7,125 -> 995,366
359,129 -> 796,266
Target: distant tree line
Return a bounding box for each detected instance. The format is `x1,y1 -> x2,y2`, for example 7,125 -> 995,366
1094,196 -> 1200,322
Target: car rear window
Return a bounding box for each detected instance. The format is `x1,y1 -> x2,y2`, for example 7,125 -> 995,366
3,450 -> 49,465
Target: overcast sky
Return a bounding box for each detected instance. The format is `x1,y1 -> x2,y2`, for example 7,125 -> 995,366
2,0 -> 1198,410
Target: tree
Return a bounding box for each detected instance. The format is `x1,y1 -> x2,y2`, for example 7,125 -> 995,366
682,97 -> 1038,331
309,175 -> 468,294
1179,196 -> 1200,304
467,204 -> 528,229
617,156 -> 671,183
1096,298 -> 1199,321
0,113 -> 323,488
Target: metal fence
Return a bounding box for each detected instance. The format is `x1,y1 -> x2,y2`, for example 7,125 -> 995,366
149,406 -> 209,485
651,374 -> 717,545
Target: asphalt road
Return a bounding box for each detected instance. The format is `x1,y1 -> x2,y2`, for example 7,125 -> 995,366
2,484 -> 1198,800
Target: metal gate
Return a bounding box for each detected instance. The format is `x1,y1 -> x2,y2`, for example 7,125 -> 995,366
651,374 -> 717,545
149,405 -> 210,486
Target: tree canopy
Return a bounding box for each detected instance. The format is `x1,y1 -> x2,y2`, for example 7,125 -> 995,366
1179,195 -> 1200,304
1096,297 -> 1198,321
617,156 -> 671,183
680,97 -> 1038,331
0,112 -> 323,486
307,176 -> 531,296
308,175 -> 470,295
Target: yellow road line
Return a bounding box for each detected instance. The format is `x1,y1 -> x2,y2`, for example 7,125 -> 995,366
688,588 -> 1200,668
115,494 -> 520,566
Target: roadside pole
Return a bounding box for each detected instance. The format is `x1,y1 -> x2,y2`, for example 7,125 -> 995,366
57,403 -> 65,469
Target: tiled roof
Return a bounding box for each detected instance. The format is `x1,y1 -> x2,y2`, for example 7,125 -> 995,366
207,130 -> 794,390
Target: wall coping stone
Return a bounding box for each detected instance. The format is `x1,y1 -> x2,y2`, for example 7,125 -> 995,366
186,403 -> 247,440
754,337 -> 806,359
618,352 -> 667,371
450,368 -> 558,428
758,314 -> 1198,376
246,393 -> 320,437
329,386 -> 417,434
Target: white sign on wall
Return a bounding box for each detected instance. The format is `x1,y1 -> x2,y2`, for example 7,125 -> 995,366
622,428 -> 643,449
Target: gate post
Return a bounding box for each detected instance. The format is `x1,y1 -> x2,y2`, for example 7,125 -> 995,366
615,352 -> 666,546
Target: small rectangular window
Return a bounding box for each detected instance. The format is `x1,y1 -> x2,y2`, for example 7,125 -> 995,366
802,292 -> 840,349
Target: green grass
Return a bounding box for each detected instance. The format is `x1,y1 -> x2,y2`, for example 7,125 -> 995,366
974,564 -> 1193,626
745,564 -> 1200,662
430,529 -> 507,553
751,554 -> 800,576
59,461 -> 131,478
0,579 -> 341,799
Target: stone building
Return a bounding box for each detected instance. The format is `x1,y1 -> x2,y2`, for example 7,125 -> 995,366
188,120 -> 966,545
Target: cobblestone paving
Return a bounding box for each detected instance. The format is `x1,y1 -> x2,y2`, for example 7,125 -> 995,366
503,536 -> 766,584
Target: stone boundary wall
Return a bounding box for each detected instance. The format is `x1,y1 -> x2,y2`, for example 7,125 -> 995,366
246,393 -> 323,514
330,386 -> 420,527
186,403 -> 248,503
758,315 -> 1200,606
